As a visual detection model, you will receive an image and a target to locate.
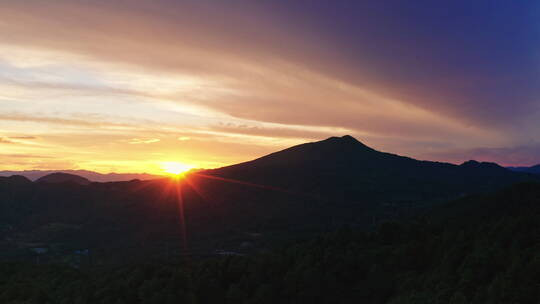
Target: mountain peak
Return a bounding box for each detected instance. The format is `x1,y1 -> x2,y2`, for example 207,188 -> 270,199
341,134 -> 356,141
324,135 -> 358,142
320,135 -> 373,151
461,160 -> 481,166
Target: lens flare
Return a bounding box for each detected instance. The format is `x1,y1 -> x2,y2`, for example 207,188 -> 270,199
161,162 -> 193,175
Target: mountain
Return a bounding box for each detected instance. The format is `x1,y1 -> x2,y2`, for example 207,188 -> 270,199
0,175 -> 32,185
508,164 -> 540,175
460,159 -> 507,170
35,172 -> 91,185
0,135 -> 537,265
204,135 -> 536,202
0,169 -> 161,182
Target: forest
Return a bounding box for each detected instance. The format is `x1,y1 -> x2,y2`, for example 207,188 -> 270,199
1,182 -> 539,304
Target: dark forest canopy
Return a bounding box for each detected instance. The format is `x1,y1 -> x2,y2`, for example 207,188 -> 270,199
1,182 -> 539,304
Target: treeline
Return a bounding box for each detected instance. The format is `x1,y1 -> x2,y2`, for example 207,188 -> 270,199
1,183 -> 539,303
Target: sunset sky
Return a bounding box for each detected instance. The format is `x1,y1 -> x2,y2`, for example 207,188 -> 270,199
1,1 -> 540,174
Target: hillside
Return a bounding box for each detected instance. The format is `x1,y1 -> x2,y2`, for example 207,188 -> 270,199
0,175 -> 32,185
508,164 -> 540,175
205,135 -> 536,201
0,182 -> 539,303
35,173 -> 91,185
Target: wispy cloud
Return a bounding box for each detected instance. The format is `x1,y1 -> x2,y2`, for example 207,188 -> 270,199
0,153 -> 52,159
7,136 -> 37,140
0,137 -> 16,144
0,136 -> 38,144
128,138 -> 161,144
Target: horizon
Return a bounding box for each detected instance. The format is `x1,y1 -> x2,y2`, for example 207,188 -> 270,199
1,135 -> 538,176
2,1 -> 540,174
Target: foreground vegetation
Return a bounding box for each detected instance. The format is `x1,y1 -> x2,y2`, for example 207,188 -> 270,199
1,183 -> 539,303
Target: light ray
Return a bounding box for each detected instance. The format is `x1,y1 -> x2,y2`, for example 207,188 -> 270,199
173,179 -> 189,254
193,173 -> 321,200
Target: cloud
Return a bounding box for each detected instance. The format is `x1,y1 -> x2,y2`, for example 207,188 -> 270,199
7,136 -> 37,140
1,0 -> 537,129
0,153 -> 52,159
0,136 -> 36,144
212,122 -> 350,141
0,111 -> 157,131
128,138 -> 161,144
0,137 -> 15,144
0,76 -> 148,98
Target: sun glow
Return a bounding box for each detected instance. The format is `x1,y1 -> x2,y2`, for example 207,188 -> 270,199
161,162 -> 193,176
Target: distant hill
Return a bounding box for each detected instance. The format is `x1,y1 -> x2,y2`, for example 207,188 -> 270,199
507,164 -> 540,175
0,169 -> 161,182
35,172 -> 91,185
0,175 -> 32,185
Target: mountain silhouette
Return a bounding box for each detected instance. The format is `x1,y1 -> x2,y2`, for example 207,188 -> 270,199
0,175 -> 32,185
0,136 -> 538,264
460,160 -> 505,170
204,135 -> 535,200
0,170 -> 161,182
35,172 -> 91,185
508,164 -> 540,175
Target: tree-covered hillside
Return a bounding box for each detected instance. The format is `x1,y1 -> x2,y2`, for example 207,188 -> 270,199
1,182 -> 539,304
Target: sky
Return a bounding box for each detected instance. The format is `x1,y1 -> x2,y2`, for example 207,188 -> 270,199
1,0 -> 540,174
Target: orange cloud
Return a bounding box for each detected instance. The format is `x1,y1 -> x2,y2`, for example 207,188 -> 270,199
128,138 -> 161,144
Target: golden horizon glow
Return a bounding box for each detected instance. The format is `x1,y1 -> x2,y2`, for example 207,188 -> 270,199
161,161 -> 194,176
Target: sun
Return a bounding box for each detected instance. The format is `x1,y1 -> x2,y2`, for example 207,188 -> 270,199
161,162 -> 193,176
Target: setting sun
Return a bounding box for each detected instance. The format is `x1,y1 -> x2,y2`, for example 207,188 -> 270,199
161,162 -> 193,175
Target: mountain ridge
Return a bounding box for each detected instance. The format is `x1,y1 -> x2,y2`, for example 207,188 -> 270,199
35,172 -> 91,185
508,164 -> 540,175
0,169 -> 162,182
204,135 -> 537,200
